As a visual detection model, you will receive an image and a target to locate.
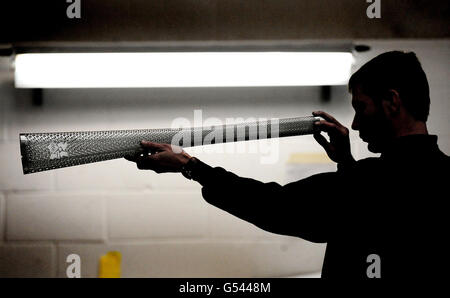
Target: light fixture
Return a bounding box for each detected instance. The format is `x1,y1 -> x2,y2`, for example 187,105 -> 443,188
14,52 -> 353,88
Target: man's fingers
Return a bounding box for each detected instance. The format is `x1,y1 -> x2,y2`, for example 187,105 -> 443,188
315,120 -> 348,135
314,120 -> 339,132
125,146 -> 158,163
124,147 -> 146,162
135,154 -> 161,170
312,111 -> 342,126
140,141 -> 167,152
313,132 -> 330,150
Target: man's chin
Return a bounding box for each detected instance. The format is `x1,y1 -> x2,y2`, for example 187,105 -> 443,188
367,141 -> 382,153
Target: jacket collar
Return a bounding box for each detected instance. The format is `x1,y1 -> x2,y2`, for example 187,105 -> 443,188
380,134 -> 439,160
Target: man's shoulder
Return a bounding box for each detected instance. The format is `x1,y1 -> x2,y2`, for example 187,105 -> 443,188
437,148 -> 450,161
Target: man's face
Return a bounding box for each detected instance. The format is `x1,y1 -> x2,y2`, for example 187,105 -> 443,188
351,86 -> 392,153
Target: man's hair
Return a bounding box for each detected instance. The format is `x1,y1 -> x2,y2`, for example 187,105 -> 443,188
348,51 -> 430,122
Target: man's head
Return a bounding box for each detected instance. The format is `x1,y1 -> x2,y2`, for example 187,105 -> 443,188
348,51 -> 430,153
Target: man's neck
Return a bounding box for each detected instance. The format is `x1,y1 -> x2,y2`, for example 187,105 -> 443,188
393,121 -> 428,138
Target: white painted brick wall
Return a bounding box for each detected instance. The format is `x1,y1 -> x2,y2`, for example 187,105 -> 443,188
0,96 -> 5,142
55,159 -> 155,191
437,134 -> 450,155
0,142 -> 54,191
151,172 -> 203,190
208,205 -> 284,239
107,192 -> 208,239
0,194 -> 4,242
6,193 -> 105,241
0,243 -> 55,277
57,241 -> 326,278
0,80 -> 13,142
54,153 -> 203,191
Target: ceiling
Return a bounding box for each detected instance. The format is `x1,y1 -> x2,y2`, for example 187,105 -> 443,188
1,0 -> 449,46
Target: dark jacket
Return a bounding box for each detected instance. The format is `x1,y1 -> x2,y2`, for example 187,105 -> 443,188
189,134 -> 449,278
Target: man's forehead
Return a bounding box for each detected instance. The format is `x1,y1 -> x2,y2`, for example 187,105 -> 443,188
351,87 -> 371,103
351,89 -> 361,104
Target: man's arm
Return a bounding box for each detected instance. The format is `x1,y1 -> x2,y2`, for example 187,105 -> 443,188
124,111 -> 353,243
186,157 -> 338,243
125,142 -> 337,242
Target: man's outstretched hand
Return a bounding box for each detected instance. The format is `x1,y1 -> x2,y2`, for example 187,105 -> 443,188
312,111 -> 355,165
124,141 -> 192,173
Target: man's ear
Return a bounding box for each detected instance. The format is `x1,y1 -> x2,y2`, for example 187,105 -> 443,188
381,89 -> 401,116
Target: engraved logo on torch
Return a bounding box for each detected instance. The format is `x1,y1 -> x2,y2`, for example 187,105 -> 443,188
48,142 -> 69,159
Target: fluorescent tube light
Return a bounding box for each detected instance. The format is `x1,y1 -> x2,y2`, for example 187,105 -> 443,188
14,52 -> 353,88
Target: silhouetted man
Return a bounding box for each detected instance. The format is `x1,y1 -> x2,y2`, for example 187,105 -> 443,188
125,51 -> 449,278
